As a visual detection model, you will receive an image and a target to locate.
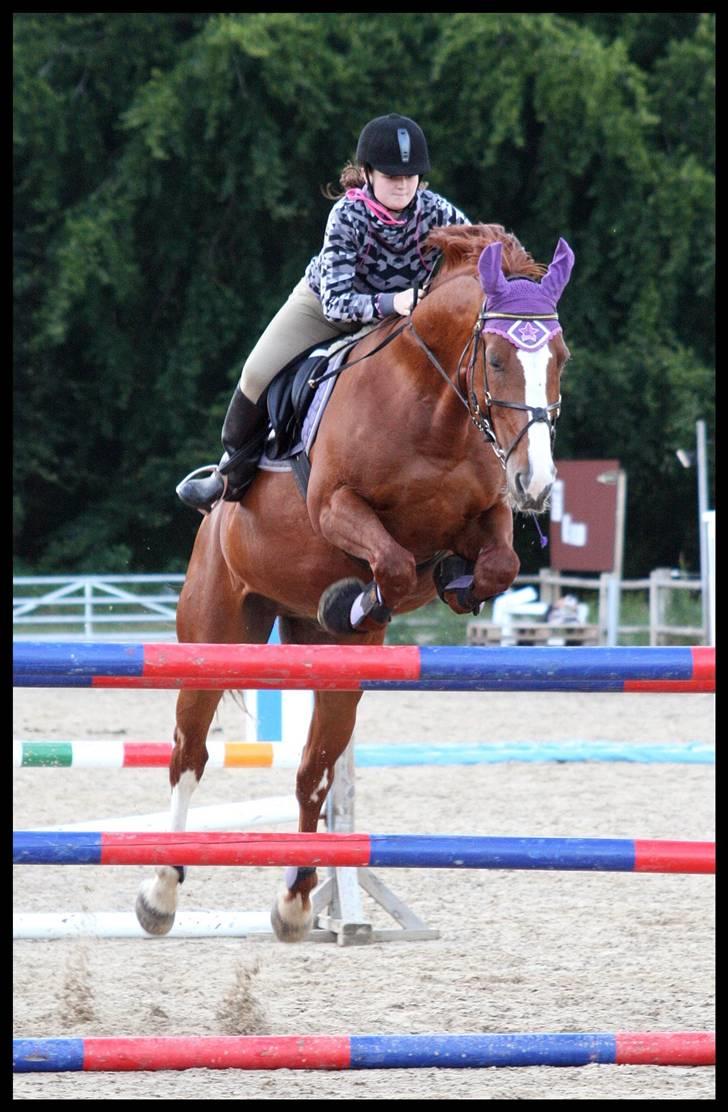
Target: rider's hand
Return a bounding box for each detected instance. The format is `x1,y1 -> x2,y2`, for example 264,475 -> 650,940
393,288 -> 419,316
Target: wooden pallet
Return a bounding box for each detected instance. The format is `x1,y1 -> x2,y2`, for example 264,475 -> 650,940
466,621 -> 503,645
467,621 -> 600,647
511,622 -> 600,646
508,622 -> 552,645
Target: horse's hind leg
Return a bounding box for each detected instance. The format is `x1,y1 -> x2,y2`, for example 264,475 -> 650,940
134,689 -> 225,935
270,687 -> 363,941
135,584 -> 276,936
270,616 -> 379,942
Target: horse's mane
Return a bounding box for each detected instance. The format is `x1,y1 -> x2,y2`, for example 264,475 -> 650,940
424,223 -> 546,281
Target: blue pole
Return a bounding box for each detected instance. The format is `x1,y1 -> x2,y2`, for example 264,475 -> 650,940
255,621 -> 282,741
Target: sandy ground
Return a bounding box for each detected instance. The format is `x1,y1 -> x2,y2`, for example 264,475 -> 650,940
13,686 -> 714,1100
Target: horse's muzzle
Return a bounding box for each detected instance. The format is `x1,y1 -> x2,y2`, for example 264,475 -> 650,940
511,472 -> 553,513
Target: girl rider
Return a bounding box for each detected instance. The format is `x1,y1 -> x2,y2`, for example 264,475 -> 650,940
177,113 -> 470,513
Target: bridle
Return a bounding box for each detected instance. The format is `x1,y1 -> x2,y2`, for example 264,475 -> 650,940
407,298 -> 562,471
309,282 -> 563,473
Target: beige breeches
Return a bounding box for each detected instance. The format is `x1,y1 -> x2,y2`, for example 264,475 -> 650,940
239,278 -> 361,403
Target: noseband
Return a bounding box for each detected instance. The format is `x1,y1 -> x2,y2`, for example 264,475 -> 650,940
406,299 -> 562,471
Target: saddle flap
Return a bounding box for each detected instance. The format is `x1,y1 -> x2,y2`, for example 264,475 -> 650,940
262,322 -> 378,463
262,351 -> 322,455
264,340 -> 342,460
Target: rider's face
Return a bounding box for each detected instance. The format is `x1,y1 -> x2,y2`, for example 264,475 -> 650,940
369,170 -> 419,213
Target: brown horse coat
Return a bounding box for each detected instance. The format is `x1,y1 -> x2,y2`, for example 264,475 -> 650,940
135,224 -> 573,942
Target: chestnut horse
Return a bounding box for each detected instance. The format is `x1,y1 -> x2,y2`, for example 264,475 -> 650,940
135,223 -> 574,941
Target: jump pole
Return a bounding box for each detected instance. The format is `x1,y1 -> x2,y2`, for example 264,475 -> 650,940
13,1032 -> 716,1072
12,643 -> 715,692
12,909 -> 375,942
13,910 -> 279,940
11,909 -> 430,943
12,738 -> 715,768
27,795 -> 298,834
12,832 -> 715,873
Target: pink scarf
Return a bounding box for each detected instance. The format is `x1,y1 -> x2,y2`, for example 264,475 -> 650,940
345,188 -> 408,226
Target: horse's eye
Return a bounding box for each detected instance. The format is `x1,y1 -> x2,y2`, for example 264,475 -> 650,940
488,354 -> 504,371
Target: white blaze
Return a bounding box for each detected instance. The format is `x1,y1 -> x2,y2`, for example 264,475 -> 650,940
514,346 -> 555,498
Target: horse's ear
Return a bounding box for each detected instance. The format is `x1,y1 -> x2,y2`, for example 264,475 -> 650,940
477,242 -> 509,296
539,238 -> 575,304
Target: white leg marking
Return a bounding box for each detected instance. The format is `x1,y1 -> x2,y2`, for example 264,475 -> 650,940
139,769 -> 200,917
309,768 -> 330,804
170,768 -> 199,831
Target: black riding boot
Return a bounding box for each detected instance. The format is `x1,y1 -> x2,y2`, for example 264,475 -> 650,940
176,387 -> 269,514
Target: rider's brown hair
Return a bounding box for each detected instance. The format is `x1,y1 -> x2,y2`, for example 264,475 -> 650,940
322,161 -> 428,200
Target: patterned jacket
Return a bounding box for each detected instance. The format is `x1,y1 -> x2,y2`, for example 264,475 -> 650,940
304,187 -> 470,323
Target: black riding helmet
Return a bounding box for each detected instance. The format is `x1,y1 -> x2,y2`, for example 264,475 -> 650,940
356,113 -> 431,176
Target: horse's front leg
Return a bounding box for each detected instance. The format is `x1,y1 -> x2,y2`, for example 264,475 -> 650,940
313,486 -> 417,633
270,689 -> 363,942
437,500 -> 520,615
135,689 -> 221,935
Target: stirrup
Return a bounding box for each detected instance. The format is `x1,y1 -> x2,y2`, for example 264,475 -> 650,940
176,463 -> 220,485
175,464 -> 226,515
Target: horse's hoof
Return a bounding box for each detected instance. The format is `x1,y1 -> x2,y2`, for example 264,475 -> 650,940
270,891 -> 314,943
317,577 -> 366,635
135,891 -> 176,936
433,554 -> 481,615
135,875 -> 178,936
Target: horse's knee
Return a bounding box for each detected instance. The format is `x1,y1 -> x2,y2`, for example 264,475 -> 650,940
473,545 -> 519,600
373,548 -> 417,605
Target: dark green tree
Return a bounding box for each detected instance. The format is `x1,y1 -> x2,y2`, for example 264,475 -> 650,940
14,12 -> 714,577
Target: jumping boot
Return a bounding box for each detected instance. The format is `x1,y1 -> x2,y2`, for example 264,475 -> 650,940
176,387 -> 269,514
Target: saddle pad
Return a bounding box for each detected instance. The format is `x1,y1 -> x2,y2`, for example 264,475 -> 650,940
259,325 -> 374,472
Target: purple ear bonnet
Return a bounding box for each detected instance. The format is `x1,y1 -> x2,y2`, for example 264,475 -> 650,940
477,238 -> 575,351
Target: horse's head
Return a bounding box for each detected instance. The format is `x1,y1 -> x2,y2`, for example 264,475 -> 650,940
476,237 -> 575,512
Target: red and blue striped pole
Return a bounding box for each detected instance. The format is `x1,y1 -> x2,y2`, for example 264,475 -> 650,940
12,832 -> 715,873
12,643 -> 715,692
12,1032 -> 716,1072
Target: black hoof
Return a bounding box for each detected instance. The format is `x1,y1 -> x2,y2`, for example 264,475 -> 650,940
433,554 -> 481,614
317,577 -> 367,635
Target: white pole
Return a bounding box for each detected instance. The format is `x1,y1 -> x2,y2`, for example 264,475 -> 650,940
13,910 -> 276,940
31,795 -> 298,832
84,580 -> 93,638
702,510 -> 715,646
696,420 -> 709,644
606,470 -> 627,646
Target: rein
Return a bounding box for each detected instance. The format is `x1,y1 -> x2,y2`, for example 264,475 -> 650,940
308,317 -> 411,387
309,278 -> 561,473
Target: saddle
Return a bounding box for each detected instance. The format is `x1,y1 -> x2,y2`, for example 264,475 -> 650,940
261,329 -> 374,496
264,340 -> 341,461
261,320 -> 471,605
